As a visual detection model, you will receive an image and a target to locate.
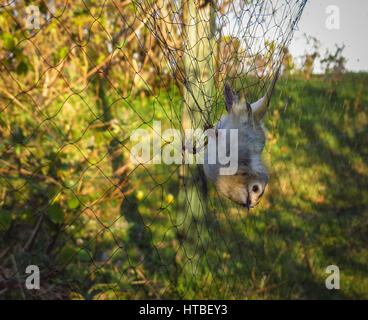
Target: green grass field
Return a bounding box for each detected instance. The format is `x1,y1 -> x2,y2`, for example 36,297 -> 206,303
1,73 -> 368,299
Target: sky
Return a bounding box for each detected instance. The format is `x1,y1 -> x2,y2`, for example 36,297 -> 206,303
289,0 -> 368,72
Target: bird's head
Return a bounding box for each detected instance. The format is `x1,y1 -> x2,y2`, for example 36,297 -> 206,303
214,172 -> 268,210
243,176 -> 268,210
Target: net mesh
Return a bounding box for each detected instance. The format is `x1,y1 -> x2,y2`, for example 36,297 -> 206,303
0,0 -> 311,299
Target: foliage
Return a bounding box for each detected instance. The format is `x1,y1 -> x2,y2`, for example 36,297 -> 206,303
1,68 -> 368,298
0,0 -> 367,300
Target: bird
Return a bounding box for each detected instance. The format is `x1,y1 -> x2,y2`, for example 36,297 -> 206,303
204,69 -> 280,210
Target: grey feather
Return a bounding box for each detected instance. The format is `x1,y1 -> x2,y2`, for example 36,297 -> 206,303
204,75 -> 279,209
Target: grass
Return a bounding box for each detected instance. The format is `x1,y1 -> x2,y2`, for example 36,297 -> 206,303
1,73 -> 367,299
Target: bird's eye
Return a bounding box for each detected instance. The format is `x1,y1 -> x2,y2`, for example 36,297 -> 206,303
252,185 -> 259,193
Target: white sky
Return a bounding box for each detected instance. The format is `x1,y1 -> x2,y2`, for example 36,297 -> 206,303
289,0 -> 368,72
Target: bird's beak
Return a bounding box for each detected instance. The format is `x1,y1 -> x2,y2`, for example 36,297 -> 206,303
246,198 -> 250,212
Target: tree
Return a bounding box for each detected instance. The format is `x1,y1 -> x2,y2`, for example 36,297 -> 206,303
176,0 -> 216,277
321,44 -> 346,82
